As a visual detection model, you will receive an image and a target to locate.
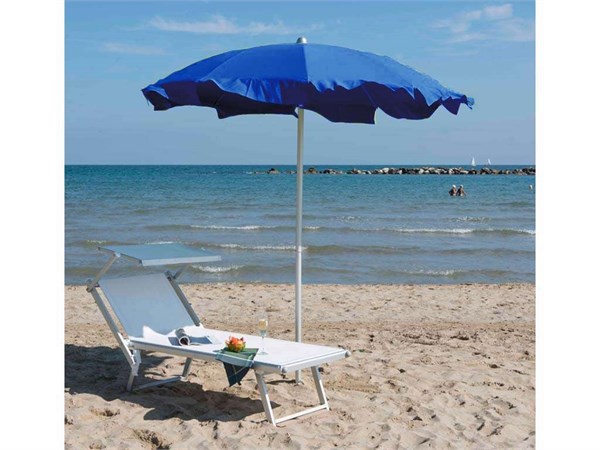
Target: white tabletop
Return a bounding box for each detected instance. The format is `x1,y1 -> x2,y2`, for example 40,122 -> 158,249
99,243 -> 221,266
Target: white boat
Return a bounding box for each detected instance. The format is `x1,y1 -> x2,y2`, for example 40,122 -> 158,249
471,157 -> 476,167
487,158 -> 491,166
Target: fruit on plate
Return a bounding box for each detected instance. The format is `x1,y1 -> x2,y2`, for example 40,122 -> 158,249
225,336 -> 246,352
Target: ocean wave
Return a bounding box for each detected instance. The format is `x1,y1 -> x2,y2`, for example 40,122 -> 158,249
388,227 -> 535,236
190,224 -> 321,232
84,239 -> 108,245
145,224 -> 191,231
206,243 -> 426,254
75,239 -> 183,249
190,225 -> 276,231
191,264 -> 244,273
383,268 -> 535,278
390,228 -> 474,234
75,239 -> 132,248
204,242 -> 532,256
450,216 -> 491,223
129,221 -> 537,238
306,244 -> 421,255
191,224 -> 535,235
405,269 -> 458,276
131,208 -> 157,215
439,247 -> 534,256
478,228 -> 535,236
212,243 -> 301,251
263,213 -> 322,220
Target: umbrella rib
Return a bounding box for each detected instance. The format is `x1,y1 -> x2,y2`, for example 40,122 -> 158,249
196,49 -> 249,85
359,83 -> 377,107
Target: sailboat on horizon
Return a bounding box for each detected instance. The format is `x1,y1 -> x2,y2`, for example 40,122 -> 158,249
471,157 -> 476,167
487,158 -> 492,166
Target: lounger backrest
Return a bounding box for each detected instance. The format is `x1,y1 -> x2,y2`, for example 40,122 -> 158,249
99,273 -> 195,338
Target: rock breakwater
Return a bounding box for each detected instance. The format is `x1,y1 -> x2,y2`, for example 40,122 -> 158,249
258,166 -> 536,175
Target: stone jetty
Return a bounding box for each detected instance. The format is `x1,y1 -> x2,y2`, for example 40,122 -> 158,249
258,166 -> 535,175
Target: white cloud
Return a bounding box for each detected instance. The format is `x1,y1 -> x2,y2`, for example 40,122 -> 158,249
148,15 -> 321,36
149,16 -> 237,34
101,42 -> 165,56
482,4 -> 514,21
461,10 -> 484,23
447,32 -> 488,44
433,3 -> 533,44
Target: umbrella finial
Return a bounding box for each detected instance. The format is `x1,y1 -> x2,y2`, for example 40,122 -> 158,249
296,36 -> 308,44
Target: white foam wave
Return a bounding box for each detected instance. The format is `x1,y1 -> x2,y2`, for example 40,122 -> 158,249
388,228 -> 535,235
192,265 -> 244,273
191,225 -> 276,230
511,229 -> 536,235
452,216 -> 491,223
214,243 -> 304,251
478,228 -> 536,235
406,269 -> 457,276
391,228 -> 474,234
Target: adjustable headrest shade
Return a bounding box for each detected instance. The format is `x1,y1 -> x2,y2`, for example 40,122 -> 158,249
99,273 -> 195,338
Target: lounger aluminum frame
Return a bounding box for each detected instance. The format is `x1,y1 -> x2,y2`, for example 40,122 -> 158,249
86,244 -> 350,425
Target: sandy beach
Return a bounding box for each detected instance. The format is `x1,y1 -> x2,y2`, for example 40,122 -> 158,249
65,282 -> 534,449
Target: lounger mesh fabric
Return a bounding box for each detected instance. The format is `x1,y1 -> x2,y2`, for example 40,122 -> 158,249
99,273 -> 195,337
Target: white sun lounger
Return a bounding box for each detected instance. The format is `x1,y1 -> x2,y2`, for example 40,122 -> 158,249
87,244 -> 350,425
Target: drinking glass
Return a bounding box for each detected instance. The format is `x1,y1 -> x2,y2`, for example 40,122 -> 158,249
258,318 -> 268,355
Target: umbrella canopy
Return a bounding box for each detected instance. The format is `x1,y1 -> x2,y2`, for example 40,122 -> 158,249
142,38 -> 473,382
142,41 -> 473,123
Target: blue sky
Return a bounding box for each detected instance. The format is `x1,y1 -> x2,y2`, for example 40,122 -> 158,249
66,1 -> 535,165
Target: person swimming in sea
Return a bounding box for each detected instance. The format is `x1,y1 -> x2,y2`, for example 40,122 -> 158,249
457,185 -> 466,196
449,185 -> 457,196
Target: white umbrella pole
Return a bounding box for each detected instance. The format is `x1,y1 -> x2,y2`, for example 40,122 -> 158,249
295,107 -> 305,384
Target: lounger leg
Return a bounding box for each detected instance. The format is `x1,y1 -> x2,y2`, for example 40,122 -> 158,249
255,373 -> 276,425
126,370 -> 136,392
127,351 -> 191,392
255,368 -> 330,426
182,358 -> 193,378
311,366 -> 329,409
126,350 -> 141,392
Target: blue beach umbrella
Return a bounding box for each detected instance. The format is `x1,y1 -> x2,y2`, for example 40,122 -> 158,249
142,38 -> 473,382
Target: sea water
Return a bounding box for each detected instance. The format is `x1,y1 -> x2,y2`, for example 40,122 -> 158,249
65,165 -> 535,285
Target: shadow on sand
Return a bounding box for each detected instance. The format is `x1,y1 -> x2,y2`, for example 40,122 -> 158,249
65,344 -> 279,423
